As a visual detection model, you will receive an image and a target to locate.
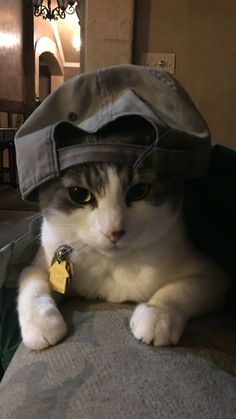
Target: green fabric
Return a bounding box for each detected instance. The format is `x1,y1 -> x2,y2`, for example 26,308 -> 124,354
0,215 -> 41,376
184,145 -> 236,279
0,287 -> 21,378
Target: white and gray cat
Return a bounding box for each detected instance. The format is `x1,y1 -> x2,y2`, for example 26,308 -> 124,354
17,120 -> 230,350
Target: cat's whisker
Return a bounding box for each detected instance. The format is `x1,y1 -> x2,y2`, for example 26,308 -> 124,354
70,242 -> 88,253
51,223 -> 81,229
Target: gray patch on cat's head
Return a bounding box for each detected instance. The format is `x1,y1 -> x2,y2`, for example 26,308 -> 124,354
39,163 -> 134,215
39,117 -> 182,217
39,163 -> 182,218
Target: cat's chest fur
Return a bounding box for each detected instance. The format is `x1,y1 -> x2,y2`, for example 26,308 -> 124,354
41,217 -> 189,304
70,247 -> 163,302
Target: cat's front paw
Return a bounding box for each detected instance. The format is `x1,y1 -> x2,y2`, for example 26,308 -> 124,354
130,303 -> 185,346
20,305 -> 67,351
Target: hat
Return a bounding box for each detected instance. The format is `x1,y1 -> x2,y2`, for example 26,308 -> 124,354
15,64 -> 211,201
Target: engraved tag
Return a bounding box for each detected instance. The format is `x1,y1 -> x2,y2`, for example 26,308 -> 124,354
49,260 -> 71,294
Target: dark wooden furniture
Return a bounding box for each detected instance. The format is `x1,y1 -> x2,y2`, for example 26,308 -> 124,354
0,128 -> 17,188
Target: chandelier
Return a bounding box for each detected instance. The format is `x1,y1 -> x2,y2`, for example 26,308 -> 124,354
32,0 -> 80,23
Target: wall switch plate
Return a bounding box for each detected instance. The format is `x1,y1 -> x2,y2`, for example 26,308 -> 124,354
141,53 -> 176,74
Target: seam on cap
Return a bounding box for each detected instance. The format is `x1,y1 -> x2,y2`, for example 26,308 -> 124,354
100,68 -> 113,123
49,126 -> 60,177
102,67 -> 115,122
96,69 -> 109,126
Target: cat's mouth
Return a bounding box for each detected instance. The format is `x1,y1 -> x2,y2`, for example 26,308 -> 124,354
99,243 -> 130,257
81,237 -> 131,257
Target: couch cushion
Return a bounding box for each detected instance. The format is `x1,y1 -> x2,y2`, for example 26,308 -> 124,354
0,300 -> 236,419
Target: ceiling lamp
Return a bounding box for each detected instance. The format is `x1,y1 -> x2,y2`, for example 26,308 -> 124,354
32,0 -> 80,23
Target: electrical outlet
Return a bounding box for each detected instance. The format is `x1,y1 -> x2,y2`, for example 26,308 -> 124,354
141,53 -> 176,74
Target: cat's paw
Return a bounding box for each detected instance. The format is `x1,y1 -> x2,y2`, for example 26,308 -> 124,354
20,305 -> 67,351
130,303 -> 185,346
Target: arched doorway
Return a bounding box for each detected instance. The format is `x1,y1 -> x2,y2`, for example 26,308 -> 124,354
35,37 -> 64,102
39,54 -> 51,101
38,51 -> 63,101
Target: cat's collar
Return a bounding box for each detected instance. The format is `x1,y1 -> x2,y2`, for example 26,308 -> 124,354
49,245 -> 73,294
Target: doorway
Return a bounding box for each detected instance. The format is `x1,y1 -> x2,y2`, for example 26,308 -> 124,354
39,55 -> 51,101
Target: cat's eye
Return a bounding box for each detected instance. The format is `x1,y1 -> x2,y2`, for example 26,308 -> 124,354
126,183 -> 151,202
68,186 -> 94,205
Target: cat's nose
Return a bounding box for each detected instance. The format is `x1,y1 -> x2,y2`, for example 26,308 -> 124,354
102,230 -> 125,243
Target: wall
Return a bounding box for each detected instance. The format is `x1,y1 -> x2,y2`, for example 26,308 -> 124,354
0,0 -> 34,120
134,0 -> 236,148
0,0 -> 23,103
64,67 -> 80,81
0,0 -> 34,112
82,0 -> 134,72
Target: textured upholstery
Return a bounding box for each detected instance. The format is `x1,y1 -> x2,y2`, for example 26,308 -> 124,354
0,299 -> 236,419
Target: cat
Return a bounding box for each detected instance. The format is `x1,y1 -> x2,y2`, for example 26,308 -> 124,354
17,118 -> 230,350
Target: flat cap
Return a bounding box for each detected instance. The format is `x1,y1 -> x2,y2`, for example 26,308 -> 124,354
15,64 -> 211,201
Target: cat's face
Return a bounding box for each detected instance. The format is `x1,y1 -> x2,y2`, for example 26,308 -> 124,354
39,163 -> 182,257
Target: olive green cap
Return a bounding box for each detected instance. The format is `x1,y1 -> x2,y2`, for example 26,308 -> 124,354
15,64 -> 211,201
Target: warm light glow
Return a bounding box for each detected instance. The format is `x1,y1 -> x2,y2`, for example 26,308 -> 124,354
35,36 -> 57,55
63,11 -> 79,25
0,33 -> 19,48
72,34 -> 80,52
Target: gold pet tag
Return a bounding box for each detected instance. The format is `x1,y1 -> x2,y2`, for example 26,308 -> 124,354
49,261 -> 70,294
49,245 -> 73,294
